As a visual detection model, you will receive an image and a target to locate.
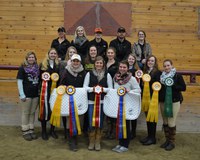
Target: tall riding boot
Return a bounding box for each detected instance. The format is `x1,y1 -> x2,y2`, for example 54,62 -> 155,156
41,121 -> 48,140
165,126 -> 176,151
69,136 -> 78,152
143,122 -> 156,145
88,130 -> 96,150
50,125 -> 58,139
140,122 -> 150,143
95,128 -> 102,151
160,124 -> 169,148
62,117 -> 67,139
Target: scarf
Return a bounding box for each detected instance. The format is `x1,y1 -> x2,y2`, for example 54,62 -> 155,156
74,36 -> 87,46
114,72 -> 132,85
66,64 -> 84,77
24,64 -> 39,78
160,68 -> 176,84
92,69 -> 105,82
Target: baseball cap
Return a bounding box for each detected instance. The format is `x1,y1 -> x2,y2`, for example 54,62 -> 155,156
95,28 -> 103,33
117,27 -> 126,33
57,27 -> 66,32
71,54 -> 81,61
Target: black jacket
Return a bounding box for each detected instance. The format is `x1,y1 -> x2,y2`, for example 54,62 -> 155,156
71,40 -> 89,60
159,73 -> 186,103
88,38 -> 108,58
109,38 -> 131,62
51,38 -> 70,60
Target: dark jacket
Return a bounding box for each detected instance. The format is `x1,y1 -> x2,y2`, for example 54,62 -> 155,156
106,61 -> 118,79
159,73 -> 186,103
109,38 -> 131,62
51,38 -> 70,60
88,38 -> 108,58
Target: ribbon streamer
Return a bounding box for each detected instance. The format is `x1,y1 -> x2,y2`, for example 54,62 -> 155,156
142,81 -> 150,112
92,93 -> 101,127
164,86 -> 173,117
39,80 -> 48,120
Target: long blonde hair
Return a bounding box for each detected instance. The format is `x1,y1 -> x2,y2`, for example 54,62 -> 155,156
65,46 -> 77,61
41,48 -> 59,70
22,51 -> 37,66
74,26 -> 87,41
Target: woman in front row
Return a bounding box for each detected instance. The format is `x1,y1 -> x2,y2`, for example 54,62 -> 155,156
159,59 -> 186,151
112,60 -> 141,153
83,56 -> 113,151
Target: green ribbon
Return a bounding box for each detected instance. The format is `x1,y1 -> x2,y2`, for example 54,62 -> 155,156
164,86 -> 173,117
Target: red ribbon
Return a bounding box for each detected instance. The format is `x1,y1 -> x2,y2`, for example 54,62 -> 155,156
39,80 -> 47,120
95,93 -> 100,127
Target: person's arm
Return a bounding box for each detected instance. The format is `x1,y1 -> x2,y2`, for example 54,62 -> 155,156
83,72 -> 93,92
103,73 -> 113,93
17,79 -> 26,101
173,74 -> 186,92
129,77 -> 141,94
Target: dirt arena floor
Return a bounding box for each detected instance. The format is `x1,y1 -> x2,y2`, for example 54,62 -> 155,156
0,126 -> 199,160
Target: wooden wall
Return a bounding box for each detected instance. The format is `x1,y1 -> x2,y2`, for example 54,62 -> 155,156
0,0 -> 200,79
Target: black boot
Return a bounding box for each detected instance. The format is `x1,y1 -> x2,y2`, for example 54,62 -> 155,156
69,136 -> 78,152
160,124 -> 169,148
143,122 -> 156,145
41,121 -> 48,140
140,122 -> 150,143
50,125 -> 58,139
62,117 -> 67,139
165,126 -> 176,151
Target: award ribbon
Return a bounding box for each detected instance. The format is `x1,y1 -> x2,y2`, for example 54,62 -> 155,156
135,70 -> 143,84
164,77 -> 174,117
67,86 -> 81,136
50,73 -> 59,94
39,72 -> 50,120
116,87 -> 127,139
146,82 -> 161,122
142,74 -> 151,112
92,85 -> 103,128
50,86 -> 65,127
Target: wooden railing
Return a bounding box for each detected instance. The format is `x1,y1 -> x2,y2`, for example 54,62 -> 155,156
0,65 -> 200,83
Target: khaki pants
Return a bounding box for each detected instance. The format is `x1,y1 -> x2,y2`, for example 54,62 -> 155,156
160,102 -> 180,127
21,97 -> 38,132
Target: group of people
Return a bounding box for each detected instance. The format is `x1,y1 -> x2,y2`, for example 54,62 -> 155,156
16,26 -> 186,153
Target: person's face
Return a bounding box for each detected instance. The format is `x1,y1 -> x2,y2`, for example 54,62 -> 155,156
27,54 -> 36,65
95,32 -> 102,39
77,28 -> 84,37
119,63 -> 128,75
138,31 -> 145,41
147,57 -> 156,68
128,55 -> 136,66
106,49 -> 115,60
89,47 -> 97,58
71,59 -> 81,69
95,60 -> 104,70
163,61 -> 173,73
68,49 -> 76,59
117,31 -> 126,39
58,31 -> 65,38
49,49 -> 57,60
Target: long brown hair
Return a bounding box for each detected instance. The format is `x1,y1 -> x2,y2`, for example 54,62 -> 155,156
143,55 -> 159,75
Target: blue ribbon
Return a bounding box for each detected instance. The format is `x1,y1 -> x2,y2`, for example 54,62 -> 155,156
118,96 -> 123,139
69,95 -> 77,135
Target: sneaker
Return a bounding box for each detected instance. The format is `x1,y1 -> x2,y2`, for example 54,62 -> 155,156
112,145 -> 121,152
23,134 -> 32,141
116,146 -> 128,153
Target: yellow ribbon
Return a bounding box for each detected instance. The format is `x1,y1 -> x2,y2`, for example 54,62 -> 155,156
146,90 -> 159,122
50,94 -> 62,127
122,101 -> 127,138
92,96 -> 97,127
142,81 -> 150,112
74,99 -> 81,135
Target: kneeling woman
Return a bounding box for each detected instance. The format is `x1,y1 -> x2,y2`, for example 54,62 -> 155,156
83,56 -> 113,151
112,60 -> 141,153
59,54 -> 86,151
159,59 -> 186,151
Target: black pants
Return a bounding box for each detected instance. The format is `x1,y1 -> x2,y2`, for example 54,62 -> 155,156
119,120 -> 131,148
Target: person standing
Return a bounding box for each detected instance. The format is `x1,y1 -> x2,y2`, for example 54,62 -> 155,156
159,59 -> 186,151
132,30 -> 152,69
51,27 -> 70,61
83,56 -> 113,151
112,60 -> 141,153
59,54 -> 86,151
88,28 -> 108,59
17,51 -> 40,141
39,48 -> 60,140
109,27 -> 131,62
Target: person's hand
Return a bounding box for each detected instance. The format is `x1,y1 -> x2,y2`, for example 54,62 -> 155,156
21,98 -> 26,102
141,59 -> 146,64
